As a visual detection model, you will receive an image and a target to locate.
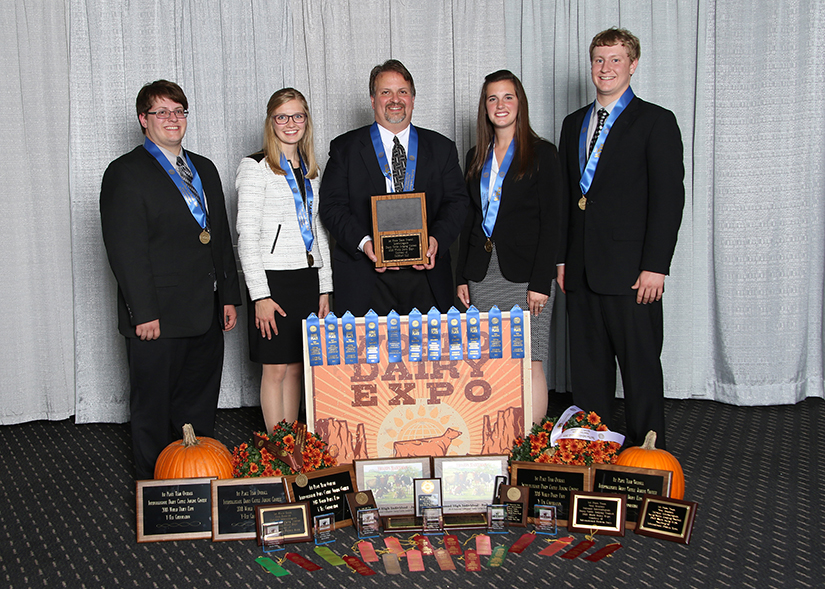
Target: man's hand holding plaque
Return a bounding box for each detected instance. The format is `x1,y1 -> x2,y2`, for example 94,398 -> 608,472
370,193 -> 429,268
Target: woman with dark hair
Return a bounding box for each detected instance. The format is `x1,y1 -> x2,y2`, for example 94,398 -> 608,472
236,88 -> 331,432
456,70 -> 563,425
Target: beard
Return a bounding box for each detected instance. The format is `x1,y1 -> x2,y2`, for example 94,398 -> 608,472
383,102 -> 408,125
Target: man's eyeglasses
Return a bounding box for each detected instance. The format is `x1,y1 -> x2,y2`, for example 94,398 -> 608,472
146,108 -> 189,119
273,113 -> 307,125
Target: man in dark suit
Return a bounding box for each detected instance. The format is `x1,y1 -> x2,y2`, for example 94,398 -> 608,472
319,60 -> 468,317
556,29 -> 684,448
100,80 -> 242,479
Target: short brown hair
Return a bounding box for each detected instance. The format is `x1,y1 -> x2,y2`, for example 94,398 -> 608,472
589,27 -> 641,63
135,80 -> 188,135
369,59 -> 416,97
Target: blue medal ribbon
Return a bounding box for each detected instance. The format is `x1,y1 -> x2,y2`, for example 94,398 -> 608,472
342,311 -> 358,364
143,138 -> 207,229
488,306 -> 503,359
509,305 -> 525,359
408,308 -> 423,362
364,310 -> 380,364
480,140 -> 516,239
324,313 -> 340,365
447,307 -> 462,360
578,87 -> 635,197
280,153 -> 315,256
387,311 -> 402,363
369,122 -> 419,192
426,307 -> 442,361
466,306 -> 481,360
306,313 -> 323,366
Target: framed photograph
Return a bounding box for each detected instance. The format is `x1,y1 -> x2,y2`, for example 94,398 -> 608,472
413,478 -> 442,517
498,484 -> 529,527
255,501 -> 313,545
493,475 -> 508,504
593,464 -> 673,529
210,477 -> 287,541
354,456 -> 431,516
510,461 -> 593,527
432,455 -> 509,514
635,495 -> 698,544
370,192 -> 428,267
137,478 -> 214,543
283,464 -> 356,530
568,491 -> 626,537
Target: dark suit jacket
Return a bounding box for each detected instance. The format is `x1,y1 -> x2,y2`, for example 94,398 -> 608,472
100,144 -> 241,338
558,97 -> 684,295
319,124 -> 469,315
455,139 -> 563,296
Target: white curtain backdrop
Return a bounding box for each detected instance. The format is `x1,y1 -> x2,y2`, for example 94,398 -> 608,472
1,0 -> 823,424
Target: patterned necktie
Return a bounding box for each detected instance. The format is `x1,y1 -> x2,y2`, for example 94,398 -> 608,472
391,136 -> 406,192
588,108 -> 609,157
176,156 -> 199,200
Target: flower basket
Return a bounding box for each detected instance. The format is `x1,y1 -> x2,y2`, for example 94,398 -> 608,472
231,420 -> 337,477
510,406 -> 625,466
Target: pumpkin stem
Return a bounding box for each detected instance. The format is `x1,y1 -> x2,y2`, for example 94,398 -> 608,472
181,423 -> 200,447
641,430 -> 657,450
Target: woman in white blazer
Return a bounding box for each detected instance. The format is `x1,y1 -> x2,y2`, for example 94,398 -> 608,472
236,88 -> 332,432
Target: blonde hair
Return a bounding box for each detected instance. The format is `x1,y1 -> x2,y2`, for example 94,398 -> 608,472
262,88 -> 319,178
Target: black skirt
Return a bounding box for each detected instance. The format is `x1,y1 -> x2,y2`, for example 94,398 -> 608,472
247,268 -> 320,364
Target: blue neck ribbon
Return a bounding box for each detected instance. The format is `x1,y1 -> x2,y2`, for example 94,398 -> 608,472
280,153 -> 314,254
578,87 -> 635,196
480,139 -> 516,238
370,122 -> 419,192
143,138 -> 207,229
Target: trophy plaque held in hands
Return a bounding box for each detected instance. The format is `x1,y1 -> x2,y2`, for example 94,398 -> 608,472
370,193 -> 428,267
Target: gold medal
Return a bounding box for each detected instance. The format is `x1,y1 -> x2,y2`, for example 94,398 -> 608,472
306,252 -> 314,266
578,196 -> 587,210
199,229 -> 211,244
355,492 -> 369,505
295,473 -> 308,487
484,238 -> 493,253
507,487 -> 522,501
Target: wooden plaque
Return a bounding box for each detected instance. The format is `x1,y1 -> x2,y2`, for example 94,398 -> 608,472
210,477 -> 287,541
592,464 -> 673,529
370,192 -> 428,267
568,491 -> 626,536
635,494 -> 697,544
136,478 -> 214,543
283,464 -> 356,529
510,462 -> 592,527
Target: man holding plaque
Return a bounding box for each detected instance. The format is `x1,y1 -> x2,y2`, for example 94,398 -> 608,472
100,80 -> 242,479
320,60 -> 468,316
556,29 -> 684,448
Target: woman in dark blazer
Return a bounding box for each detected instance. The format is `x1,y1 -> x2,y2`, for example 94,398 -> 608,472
455,70 -> 563,425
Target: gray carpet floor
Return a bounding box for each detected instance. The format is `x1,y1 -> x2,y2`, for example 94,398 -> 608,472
0,395 -> 821,588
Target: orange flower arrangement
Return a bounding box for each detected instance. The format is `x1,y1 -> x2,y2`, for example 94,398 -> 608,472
231,420 -> 337,477
510,408 -> 622,466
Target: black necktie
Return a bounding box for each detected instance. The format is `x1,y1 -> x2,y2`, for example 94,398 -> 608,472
589,108 -> 609,157
391,136 -> 406,192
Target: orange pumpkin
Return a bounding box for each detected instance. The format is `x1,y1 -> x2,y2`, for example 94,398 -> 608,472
616,430 -> 685,499
154,423 -> 234,480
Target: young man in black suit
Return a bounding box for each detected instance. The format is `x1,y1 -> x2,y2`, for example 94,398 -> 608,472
100,80 -> 242,479
556,29 -> 685,448
319,60 -> 468,317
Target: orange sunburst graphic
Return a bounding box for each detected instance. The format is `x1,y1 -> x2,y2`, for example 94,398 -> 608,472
309,314 -> 527,461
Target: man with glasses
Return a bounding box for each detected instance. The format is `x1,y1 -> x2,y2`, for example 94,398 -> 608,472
320,59 -> 468,317
100,80 -> 241,479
